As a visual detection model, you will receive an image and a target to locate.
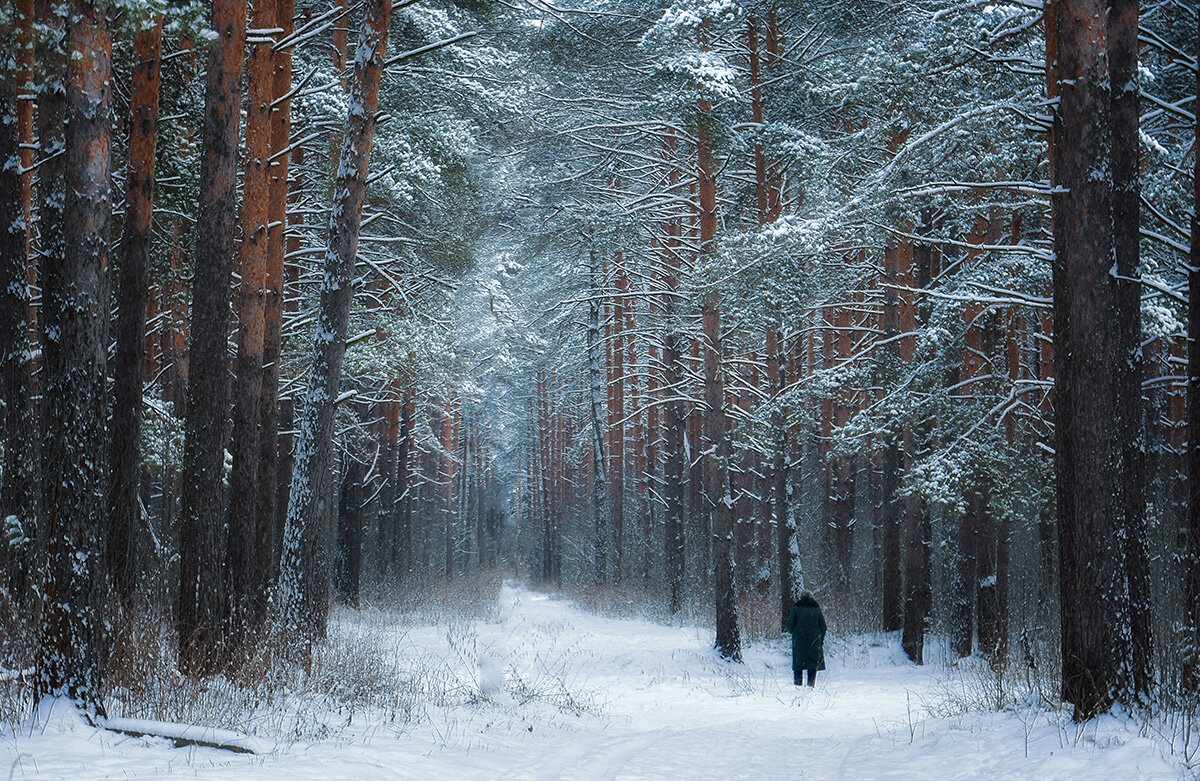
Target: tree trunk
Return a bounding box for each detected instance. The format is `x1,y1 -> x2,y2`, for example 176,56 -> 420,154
226,0 -> 279,659
277,0 -> 392,647
1109,0 -> 1151,706
256,0 -> 294,632
37,0 -> 111,709
397,385 -> 415,577
1048,0 -> 1136,720
661,152 -> 686,612
107,14 -> 164,606
663,313 -> 686,614
587,241 -> 609,583
699,18 -> 739,661
179,0 -> 247,676
0,7 -> 39,607
444,398 -> 458,579
879,244 -> 905,633
335,452 -> 365,607
976,488 -> 1001,661
768,325 -> 796,628
900,457 -> 930,665
378,398 -> 399,574
611,262 -> 627,580
953,494 -> 980,659
900,235 -> 931,664
1187,0 -> 1200,694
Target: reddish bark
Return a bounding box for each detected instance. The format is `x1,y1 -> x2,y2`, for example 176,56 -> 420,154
257,0 -> 295,624
226,0 -> 280,656
107,13 -> 164,605
0,5 -> 38,604
38,0 -> 112,707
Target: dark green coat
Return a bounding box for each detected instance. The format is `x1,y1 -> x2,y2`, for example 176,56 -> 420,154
786,599 -> 826,672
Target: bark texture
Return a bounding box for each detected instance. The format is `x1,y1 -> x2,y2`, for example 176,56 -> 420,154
38,0 -> 111,709
107,14 -> 164,605
698,18 -> 740,661
179,0 -> 247,675
256,0 -> 294,631
1186,0 -> 1200,693
226,0 -> 278,660
1108,0 -> 1151,706
1047,0 -> 1139,720
277,0 -> 392,647
0,5 -> 39,605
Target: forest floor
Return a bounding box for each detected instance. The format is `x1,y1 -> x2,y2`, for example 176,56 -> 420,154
2,582 -> 1188,780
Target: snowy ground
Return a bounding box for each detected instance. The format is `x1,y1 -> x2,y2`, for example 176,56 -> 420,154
3,582 -> 1188,779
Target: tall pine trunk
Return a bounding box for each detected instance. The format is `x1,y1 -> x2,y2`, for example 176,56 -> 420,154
178,0 -> 247,675
226,0 -> 279,659
1109,0 -> 1151,706
107,14 -> 164,605
277,0 -> 392,647
901,235 -> 931,664
662,180 -> 686,615
256,0 -> 294,632
1185,5 -> 1200,694
587,240 -> 609,583
879,243 -> 905,633
698,18 -> 740,662
0,6 -> 39,607
1047,0 -> 1140,720
38,0 -> 111,708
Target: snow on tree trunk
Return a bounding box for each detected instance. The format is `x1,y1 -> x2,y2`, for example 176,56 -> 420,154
610,258 -> 627,580
38,0 -> 112,710
587,239 -> 609,584
107,13 -> 164,605
0,4 -> 39,607
276,0 -> 393,648
178,0 -> 247,676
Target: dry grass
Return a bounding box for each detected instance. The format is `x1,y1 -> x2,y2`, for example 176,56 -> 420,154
1,572 -> 513,741
738,588 -> 783,642
368,566 -> 505,624
0,593 -> 36,725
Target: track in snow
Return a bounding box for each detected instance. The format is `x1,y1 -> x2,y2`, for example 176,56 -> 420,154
2,583 -> 1181,779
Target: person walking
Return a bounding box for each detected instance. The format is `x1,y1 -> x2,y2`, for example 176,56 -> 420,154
786,591 -> 826,686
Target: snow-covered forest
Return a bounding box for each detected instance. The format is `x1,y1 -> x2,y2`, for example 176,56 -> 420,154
0,0 -> 1198,777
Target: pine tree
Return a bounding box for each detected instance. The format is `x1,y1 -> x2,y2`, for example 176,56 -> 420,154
277,0 -> 393,648
179,0 -> 247,675
38,0 -> 112,709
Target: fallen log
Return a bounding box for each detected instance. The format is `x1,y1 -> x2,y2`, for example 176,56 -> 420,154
97,717 -> 267,754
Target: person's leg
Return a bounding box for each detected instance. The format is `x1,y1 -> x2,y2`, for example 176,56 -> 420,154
806,669 -> 817,687
794,671 -> 802,686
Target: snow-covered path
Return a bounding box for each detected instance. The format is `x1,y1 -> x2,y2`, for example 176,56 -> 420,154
3,583 -> 1184,779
